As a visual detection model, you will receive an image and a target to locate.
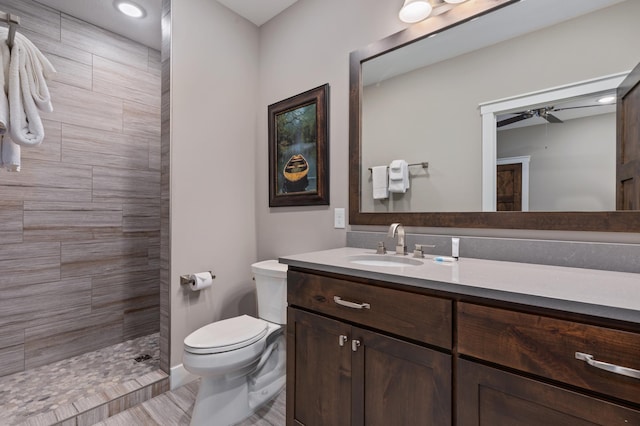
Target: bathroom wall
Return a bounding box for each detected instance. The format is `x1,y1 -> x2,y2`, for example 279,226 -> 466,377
255,0 -> 640,259
169,0 -> 259,370
0,0 -> 160,377
255,0 -> 407,260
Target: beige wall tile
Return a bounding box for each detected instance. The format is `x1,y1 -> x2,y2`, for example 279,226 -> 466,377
93,56 -> 161,108
93,166 -> 160,203
61,237 -> 151,278
0,201 -> 23,244
20,27 -> 93,65
21,120 -> 62,163
92,269 -> 159,312
24,201 -> 123,242
49,53 -> 93,90
62,14 -> 148,70
42,81 -> 123,133
123,204 -> 160,233
62,124 -> 150,170
124,101 -> 161,138
0,344 -> 24,376
0,278 -> 91,329
0,0 -> 61,41
25,312 -> 123,369
124,306 -> 160,340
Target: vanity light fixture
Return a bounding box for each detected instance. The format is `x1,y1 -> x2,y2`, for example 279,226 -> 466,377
399,0 -> 433,23
597,95 -> 616,104
399,0 -> 469,24
114,0 -> 146,18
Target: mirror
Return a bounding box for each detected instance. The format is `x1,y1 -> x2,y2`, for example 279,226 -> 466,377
349,0 -> 640,231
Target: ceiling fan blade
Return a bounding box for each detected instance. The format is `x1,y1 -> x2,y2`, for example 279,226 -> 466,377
544,113 -> 563,124
553,104 -> 604,111
497,113 -> 531,128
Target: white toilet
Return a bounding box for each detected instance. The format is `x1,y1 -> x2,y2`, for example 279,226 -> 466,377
183,260 -> 288,426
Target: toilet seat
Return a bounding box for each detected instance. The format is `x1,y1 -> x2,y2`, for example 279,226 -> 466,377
184,315 -> 268,355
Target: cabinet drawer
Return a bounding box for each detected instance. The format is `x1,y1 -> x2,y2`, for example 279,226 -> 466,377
287,270 -> 452,349
458,303 -> 640,406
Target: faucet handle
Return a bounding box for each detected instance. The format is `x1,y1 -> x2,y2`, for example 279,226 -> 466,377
376,241 -> 387,255
413,244 -> 435,258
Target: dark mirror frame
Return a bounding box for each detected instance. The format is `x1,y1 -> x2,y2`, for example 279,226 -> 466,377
348,0 -> 640,232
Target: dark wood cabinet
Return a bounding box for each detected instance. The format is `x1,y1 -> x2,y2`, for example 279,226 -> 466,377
457,359 -> 640,425
286,272 -> 452,426
286,268 -> 640,426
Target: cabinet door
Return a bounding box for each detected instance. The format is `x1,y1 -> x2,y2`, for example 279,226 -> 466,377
458,359 -> 640,426
287,308 -> 352,426
352,327 -> 452,426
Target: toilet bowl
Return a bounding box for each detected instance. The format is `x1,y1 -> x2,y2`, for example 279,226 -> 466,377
183,260 -> 288,426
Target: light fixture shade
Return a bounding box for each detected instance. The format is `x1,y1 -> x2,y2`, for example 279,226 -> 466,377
399,0 -> 433,23
114,0 -> 146,18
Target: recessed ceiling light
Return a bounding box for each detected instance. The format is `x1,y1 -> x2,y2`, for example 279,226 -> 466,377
114,1 -> 146,18
597,96 -> 616,104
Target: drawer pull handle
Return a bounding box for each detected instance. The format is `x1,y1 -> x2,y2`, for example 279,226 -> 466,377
339,335 -> 348,347
575,352 -> 640,380
334,296 -> 370,310
352,339 -> 361,352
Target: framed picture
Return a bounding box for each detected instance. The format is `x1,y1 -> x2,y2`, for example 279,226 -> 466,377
268,84 -> 330,207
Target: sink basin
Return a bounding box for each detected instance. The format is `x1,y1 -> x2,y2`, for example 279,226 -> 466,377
348,254 -> 424,267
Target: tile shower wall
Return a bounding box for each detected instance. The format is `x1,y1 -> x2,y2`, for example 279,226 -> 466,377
0,0 -> 160,377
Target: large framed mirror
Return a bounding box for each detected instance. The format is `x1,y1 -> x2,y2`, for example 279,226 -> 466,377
349,0 -> 640,231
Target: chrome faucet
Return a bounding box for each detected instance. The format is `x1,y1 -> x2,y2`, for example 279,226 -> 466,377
387,223 -> 407,255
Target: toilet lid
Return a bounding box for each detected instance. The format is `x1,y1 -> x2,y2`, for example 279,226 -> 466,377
184,315 -> 268,355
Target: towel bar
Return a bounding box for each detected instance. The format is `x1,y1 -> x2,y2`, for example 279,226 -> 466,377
368,162 -> 428,172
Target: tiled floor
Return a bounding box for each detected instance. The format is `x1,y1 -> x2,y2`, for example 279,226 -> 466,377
0,333 -> 164,425
94,381 -> 286,426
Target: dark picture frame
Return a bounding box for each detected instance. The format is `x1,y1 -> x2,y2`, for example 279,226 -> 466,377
268,84 -> 330,207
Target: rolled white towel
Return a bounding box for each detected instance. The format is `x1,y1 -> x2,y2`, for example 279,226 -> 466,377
7,32 -> 51,146
1,135 -> 20,171
0,34 -> 9,135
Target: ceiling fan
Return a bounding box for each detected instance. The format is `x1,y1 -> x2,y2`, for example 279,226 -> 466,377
496,103 -> 608,128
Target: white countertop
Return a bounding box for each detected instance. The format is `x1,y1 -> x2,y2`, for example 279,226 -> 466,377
280,247 -> 640,324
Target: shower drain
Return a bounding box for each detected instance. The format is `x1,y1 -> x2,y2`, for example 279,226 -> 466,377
134,354 -> 152,362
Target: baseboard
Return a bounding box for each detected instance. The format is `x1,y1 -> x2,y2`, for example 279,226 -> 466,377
170,363 -> 199,390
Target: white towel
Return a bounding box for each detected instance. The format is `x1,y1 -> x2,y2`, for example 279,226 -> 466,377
0,33 -> 9,135
388,160 -> 410,193
1,28 -> 55,147
1,135 -> 20,171
371,165 -> 388,200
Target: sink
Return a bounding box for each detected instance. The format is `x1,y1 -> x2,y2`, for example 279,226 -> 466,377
348,254 -> 424,267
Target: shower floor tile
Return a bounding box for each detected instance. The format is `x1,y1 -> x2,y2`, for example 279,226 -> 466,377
0,333 -> 163,425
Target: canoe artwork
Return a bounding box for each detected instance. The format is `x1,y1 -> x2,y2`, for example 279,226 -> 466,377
282,154 -> 309,193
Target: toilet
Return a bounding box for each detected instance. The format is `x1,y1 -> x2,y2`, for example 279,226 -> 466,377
183,260 -> 288,426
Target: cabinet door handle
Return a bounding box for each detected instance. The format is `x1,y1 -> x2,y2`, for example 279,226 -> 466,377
352,339 -> 361,352
339,335 -> 348,347
575,352 -> 640,380
333,296 -> 371,310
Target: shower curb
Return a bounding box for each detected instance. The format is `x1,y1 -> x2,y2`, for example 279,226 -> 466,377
18,370 -> 169,426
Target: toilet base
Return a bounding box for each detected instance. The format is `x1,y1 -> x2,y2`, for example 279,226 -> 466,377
188,333 -> 286,426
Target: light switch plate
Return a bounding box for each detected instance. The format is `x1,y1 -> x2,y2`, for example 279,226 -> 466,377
334,208 -> 345,228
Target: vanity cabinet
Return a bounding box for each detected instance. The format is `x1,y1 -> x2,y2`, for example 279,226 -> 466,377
457,303 -> 640,424
286,267 -> 640,425
286,270 -> 452,426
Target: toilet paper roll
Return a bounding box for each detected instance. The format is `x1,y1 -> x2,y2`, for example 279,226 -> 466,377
190,272 -> 214,291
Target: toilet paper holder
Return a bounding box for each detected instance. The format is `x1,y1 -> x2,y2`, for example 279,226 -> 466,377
180,271 -> 216,286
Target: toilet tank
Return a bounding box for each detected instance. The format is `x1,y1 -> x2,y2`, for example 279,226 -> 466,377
251,260 -> 288,325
